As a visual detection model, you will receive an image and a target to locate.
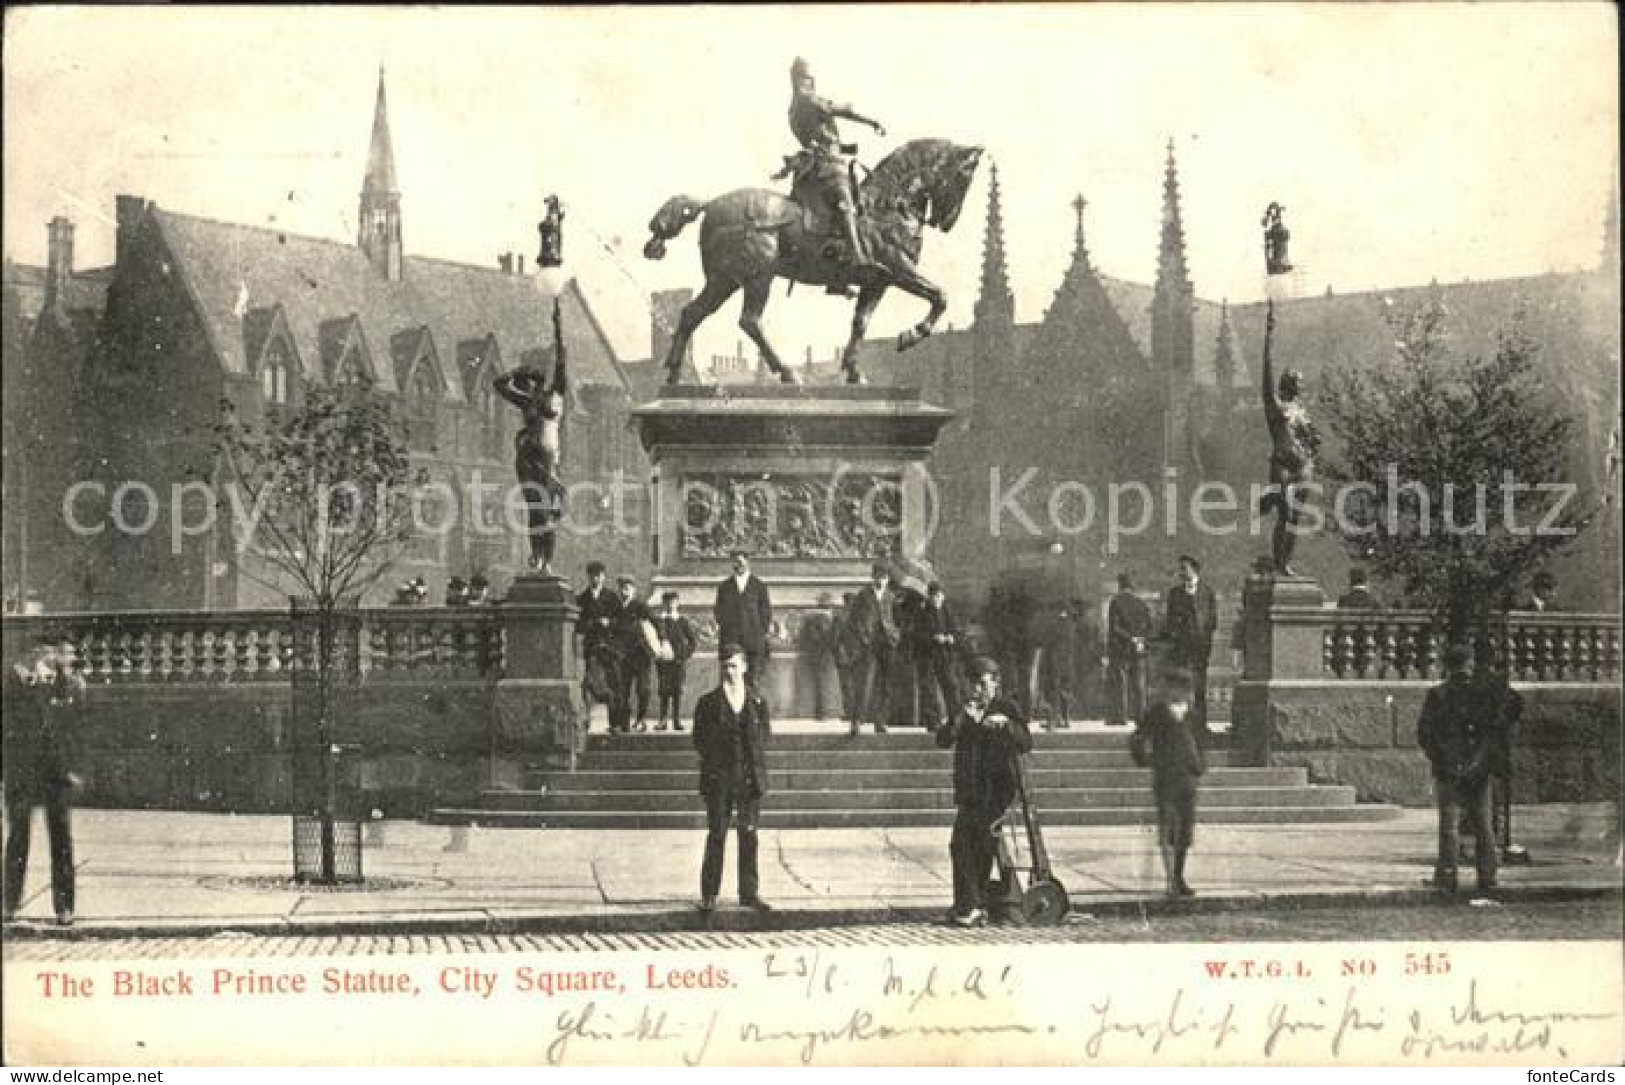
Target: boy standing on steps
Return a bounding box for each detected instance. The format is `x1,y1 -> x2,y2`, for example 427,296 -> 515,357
654,591 -> 696,732
1130,669 -> 1206,898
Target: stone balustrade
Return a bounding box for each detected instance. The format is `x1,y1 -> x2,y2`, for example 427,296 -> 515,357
0,599 -> 554,816
1322,610 -> 1622,683
1233,574 -> 1622,805
4,607 -> 505,684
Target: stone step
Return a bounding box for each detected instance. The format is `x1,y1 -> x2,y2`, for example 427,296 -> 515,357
427,804 -> 1406,830
577,749 -> 1185,770
537,767 -> 1308,792
584,729 -> 1158,751
475,785 -> 1355,812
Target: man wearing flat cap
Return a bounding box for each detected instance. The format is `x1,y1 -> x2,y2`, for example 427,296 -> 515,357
935,657 -> 1031,927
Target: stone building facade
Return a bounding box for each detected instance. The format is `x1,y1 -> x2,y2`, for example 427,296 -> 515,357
3,74 -> 655,612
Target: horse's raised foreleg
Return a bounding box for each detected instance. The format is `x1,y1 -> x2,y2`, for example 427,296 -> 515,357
888,265 -> 946,352
664,277 -> 739,384
840,283 -> 889,384
739,275 -> 796,384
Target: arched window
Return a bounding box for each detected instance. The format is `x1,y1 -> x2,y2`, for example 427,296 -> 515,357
260,342 -> 291,405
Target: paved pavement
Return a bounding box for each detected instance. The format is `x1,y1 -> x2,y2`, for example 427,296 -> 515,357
2,803 -> 1618,940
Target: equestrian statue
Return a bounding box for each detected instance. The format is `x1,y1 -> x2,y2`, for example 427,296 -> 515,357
643,56 -> 983,385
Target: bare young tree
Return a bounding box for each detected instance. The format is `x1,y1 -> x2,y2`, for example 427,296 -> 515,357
213,381 -> 424,882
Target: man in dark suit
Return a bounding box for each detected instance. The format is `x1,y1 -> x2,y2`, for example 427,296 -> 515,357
914,583 -> 964,730
934,657 -> 1032,927
692,643 -> 772,915
575,562 -> 622,723
849,562 -> 901,735
831,592 -> 864,725
1163,555 -> 1219,735
1336,567 -> 1382,610
3,631 -> 86,926
1107,573 -> 1153,726
713,551 -> 773,688
611,577 -> 657,733
1418,643 -> 1509,894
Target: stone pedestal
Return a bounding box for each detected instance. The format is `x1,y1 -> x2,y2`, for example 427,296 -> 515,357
493,573 -> 581,776
632,385 -> 954,716
1233,571 -> 1327,765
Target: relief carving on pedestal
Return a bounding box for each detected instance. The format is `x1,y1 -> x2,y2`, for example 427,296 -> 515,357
680,473 -> 902,560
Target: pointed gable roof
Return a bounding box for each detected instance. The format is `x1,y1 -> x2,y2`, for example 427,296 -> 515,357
242,303 -> 301,375
456,332 -> 502,399
317,314 -> 376,384
1024,195 -> 1145,388
144,205 -> 629,400
390,325 -> 446,398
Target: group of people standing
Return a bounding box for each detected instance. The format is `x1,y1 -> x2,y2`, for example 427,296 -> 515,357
575,563 -> 698,733
830,563 -> 966,735
1105,556 -> 1221,735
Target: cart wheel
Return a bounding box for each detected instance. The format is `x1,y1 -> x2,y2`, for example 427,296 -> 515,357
1021,879 -> 1069,925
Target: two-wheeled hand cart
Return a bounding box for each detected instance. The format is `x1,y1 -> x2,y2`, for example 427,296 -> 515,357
986,751 -> 1070,925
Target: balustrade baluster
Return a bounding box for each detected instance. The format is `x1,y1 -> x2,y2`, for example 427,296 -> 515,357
222,628 -> 239,677
1536,627 -> 1555,681
1419,629 -> 1440,680
236,628 -> 256,677
1355,622 -> 1377,679
114,631 -> 135,679
153,630 -> 173,681
1573,626 -> 1594,682
1553,626 -> 1573,682
484,625 -> 504,675
200,631 -> 217,679
128,628 -> 151,678
1321,628 -> 1335,675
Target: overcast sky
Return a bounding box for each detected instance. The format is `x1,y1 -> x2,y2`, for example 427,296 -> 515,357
4,4 -> 1618,366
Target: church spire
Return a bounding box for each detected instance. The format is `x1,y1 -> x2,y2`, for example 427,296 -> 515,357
974,160 -> 1014,327
1151,139 -> 1195,379
358,67 -> 403,281
1155,139 -> 1192,291
1070,193 -> 1092,273
1151,139 -> 1196,471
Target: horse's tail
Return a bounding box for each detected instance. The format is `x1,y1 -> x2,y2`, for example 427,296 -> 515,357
643,196 -> 705,260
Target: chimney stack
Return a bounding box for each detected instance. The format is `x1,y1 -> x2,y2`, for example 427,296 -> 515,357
115,195 -> 150,268
498,253 -> 513,274
45,217 -> 75,312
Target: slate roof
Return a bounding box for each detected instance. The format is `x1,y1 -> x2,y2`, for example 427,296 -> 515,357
144,206 -> 626,401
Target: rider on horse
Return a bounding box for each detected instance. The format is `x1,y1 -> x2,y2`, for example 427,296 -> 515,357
782,57 -> 886,273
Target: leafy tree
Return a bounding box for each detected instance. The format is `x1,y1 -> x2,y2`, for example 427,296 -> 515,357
213,381 -> 424,882
1320,300 -> 1596,644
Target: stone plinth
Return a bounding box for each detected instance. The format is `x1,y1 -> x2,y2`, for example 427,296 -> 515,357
495,573 -> 582,773
632,384 -> 954,715
1239,572 -> 1327,680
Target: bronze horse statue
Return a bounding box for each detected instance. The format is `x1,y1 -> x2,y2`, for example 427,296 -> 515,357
644,138 -> 983,384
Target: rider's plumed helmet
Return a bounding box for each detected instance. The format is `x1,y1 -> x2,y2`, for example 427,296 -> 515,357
790,56 -> 812,82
